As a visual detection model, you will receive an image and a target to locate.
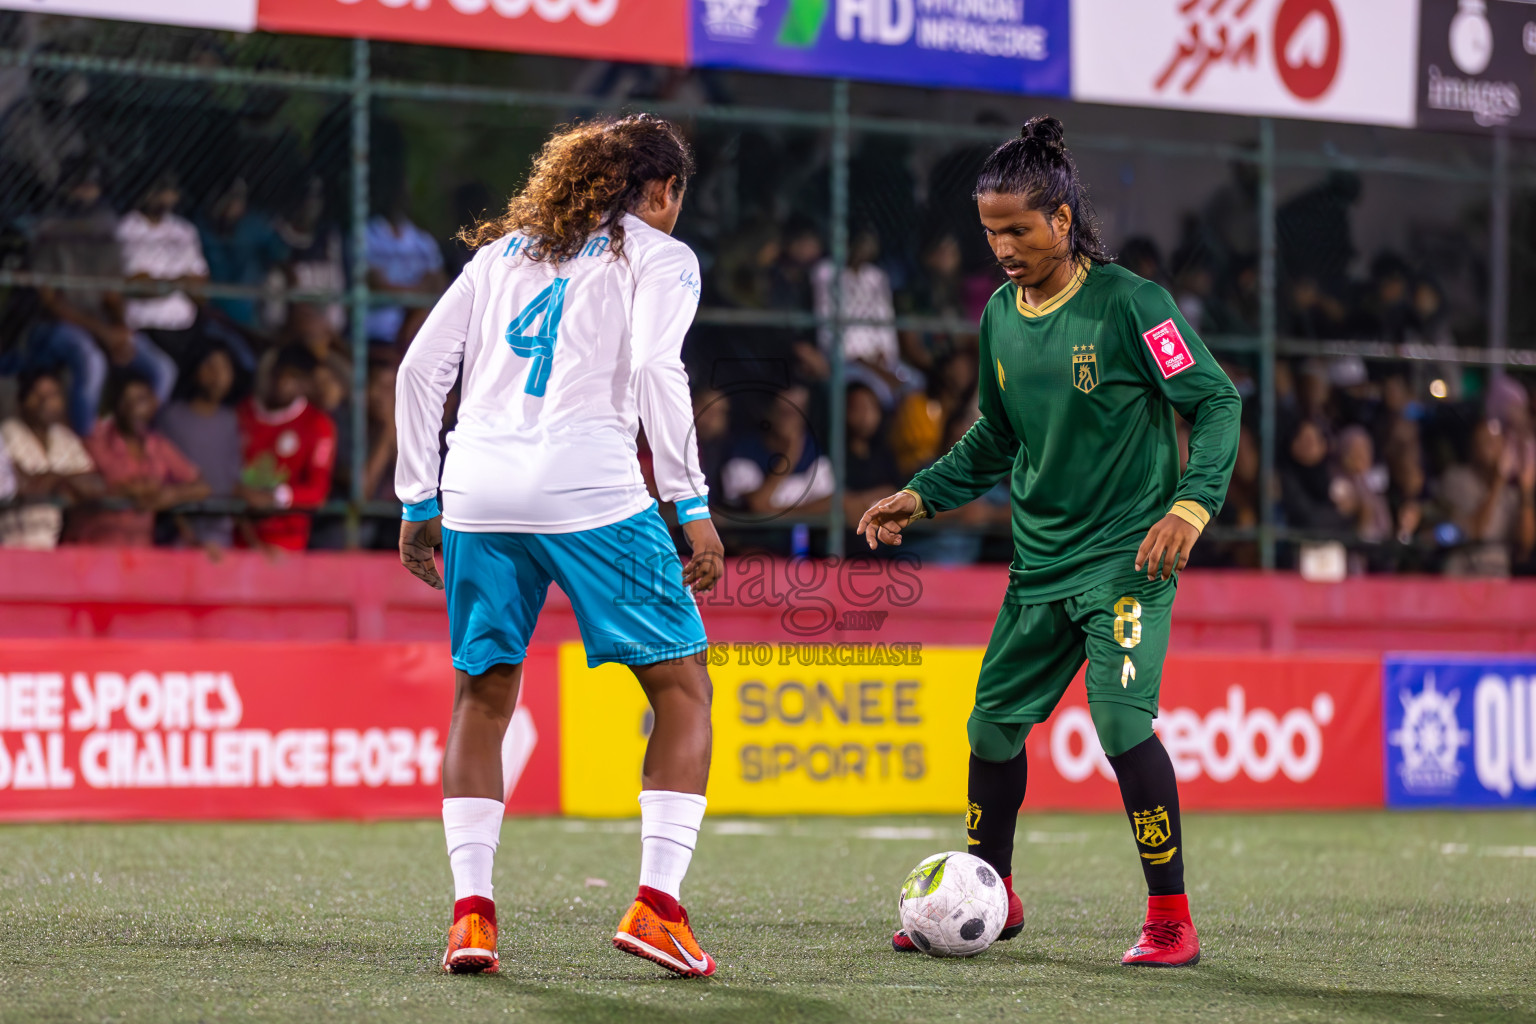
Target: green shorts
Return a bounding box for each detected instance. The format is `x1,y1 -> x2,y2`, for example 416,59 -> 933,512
972,573 -> 1175,724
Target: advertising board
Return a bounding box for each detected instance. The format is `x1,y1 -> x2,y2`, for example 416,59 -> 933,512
256,0 -> 687,65
0,0 -> 256,31
0,641 -> 560,821
1417,0 -> 1536,133
559,645 -> 1385,816
1026,652 -> 1383,811
1071,0 -> 1419,127
1384,655 -> 1536,807
559,641 -> 970,816
689,0 -> 1071,97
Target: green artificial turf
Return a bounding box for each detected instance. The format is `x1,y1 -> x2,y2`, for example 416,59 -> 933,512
1,812 -> 1532,1023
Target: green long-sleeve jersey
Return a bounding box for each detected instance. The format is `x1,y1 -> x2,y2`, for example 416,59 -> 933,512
906,260 -> 1241,603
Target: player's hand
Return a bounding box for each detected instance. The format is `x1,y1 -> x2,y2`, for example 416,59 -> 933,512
858,490 -> 919,549
400,516 -> 444,590
1135,513 -> 1200,581
681,517 -> 724,593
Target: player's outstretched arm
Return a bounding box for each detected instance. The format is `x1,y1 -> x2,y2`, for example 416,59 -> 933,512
680,517 -> 724,593
400,516 -> 444,590
858,489 -> 921,550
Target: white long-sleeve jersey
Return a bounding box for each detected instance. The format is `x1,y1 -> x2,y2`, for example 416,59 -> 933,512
394,213 -> 709,533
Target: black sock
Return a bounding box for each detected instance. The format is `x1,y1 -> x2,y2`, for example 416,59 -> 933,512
1106,735 -> 1185,896
965,750 -> 1028,879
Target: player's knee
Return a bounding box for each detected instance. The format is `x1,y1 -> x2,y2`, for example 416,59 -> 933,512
1088,701 -> 1154,758
454,665 -> 520,717
967,717 -> 1030,763
634,662 -> 713,731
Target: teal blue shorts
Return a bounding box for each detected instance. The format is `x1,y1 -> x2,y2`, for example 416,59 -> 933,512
442,502 -> 708,673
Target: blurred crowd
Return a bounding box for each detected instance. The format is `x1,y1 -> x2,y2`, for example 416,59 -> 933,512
0,151 -> 1528,578
0,158 -> 419,554
0,24 -> 1523,576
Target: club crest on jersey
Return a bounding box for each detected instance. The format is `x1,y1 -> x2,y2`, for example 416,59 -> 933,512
1132,806 -> 1171,847
1143,319 -> 1196,378
1072,344 -> 1098,393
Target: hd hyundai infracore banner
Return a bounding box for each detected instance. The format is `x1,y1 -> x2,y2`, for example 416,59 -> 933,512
689,0 -> 1071,97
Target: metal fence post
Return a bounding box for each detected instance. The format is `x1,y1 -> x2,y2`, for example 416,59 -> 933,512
348,38 -> 372,548
1491,129 -> 1510,358
828,79 -> 850,560
1258,118 -> 1277,571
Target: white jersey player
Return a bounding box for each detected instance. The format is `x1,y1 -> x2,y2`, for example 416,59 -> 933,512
394,115 -> 722,980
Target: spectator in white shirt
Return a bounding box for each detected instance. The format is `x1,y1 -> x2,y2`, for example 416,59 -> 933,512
117,172 -> 208,335
117,173 -> 255,375
3,163 -> 179,433
0,370 -> 101,549
366,189 -> 447,352
805,227 -> 909,405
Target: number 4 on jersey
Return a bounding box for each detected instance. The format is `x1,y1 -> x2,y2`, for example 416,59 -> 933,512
505,278 -> 569,397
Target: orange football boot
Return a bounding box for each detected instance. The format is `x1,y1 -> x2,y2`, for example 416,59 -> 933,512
613,886 -> 716,978
442,895 -> 499,974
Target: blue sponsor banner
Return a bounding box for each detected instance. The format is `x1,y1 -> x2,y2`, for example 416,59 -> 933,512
689,0 -> 1070,98
1384,656 -> 1536,808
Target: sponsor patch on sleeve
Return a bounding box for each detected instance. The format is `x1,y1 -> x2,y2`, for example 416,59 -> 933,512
1142,318 -> 1196,379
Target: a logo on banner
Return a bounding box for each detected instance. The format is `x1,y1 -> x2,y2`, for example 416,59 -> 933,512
1073,0 -> 1416,128
700,0 -> 768,40
1384,658 -> 1536,807
1422,0 -> 1524,128
1273,0 -> 1341,99
1448,0 -> 1493,75
1387,672 -> 1470,795
1155,0 -> 1340,100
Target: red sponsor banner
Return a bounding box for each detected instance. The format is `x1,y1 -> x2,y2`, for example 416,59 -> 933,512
1024,653 -> 1383,810
256,0 -> 686,66
0,641 -> 559,822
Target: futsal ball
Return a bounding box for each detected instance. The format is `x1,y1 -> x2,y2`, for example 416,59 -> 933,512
897,851 -> 1009,957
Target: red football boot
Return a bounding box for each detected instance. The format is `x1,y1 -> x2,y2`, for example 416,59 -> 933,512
1121,894 -> 1200,967
893,873 -> 1024,951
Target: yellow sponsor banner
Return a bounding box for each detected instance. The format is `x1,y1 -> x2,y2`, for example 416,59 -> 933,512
558,642 -> 985,816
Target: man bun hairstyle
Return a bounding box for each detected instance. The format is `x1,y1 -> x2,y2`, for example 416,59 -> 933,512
974,115 -> 1108,265
459,113 -> 695,264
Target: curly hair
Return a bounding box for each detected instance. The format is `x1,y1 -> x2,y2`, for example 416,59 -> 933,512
459,113 -> 695,263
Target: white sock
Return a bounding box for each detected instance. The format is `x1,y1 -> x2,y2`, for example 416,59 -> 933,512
638,790 -> 707,900
443,797 -> 504,902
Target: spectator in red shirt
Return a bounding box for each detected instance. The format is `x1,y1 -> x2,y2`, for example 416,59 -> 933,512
74,372 -> 209,547
238,345 -> 336,551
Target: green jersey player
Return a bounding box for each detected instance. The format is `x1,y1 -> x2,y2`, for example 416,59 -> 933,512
860,116 -> 1240,967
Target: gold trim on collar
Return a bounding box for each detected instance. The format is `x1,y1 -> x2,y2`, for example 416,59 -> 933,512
1015,258 -> 1090,319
